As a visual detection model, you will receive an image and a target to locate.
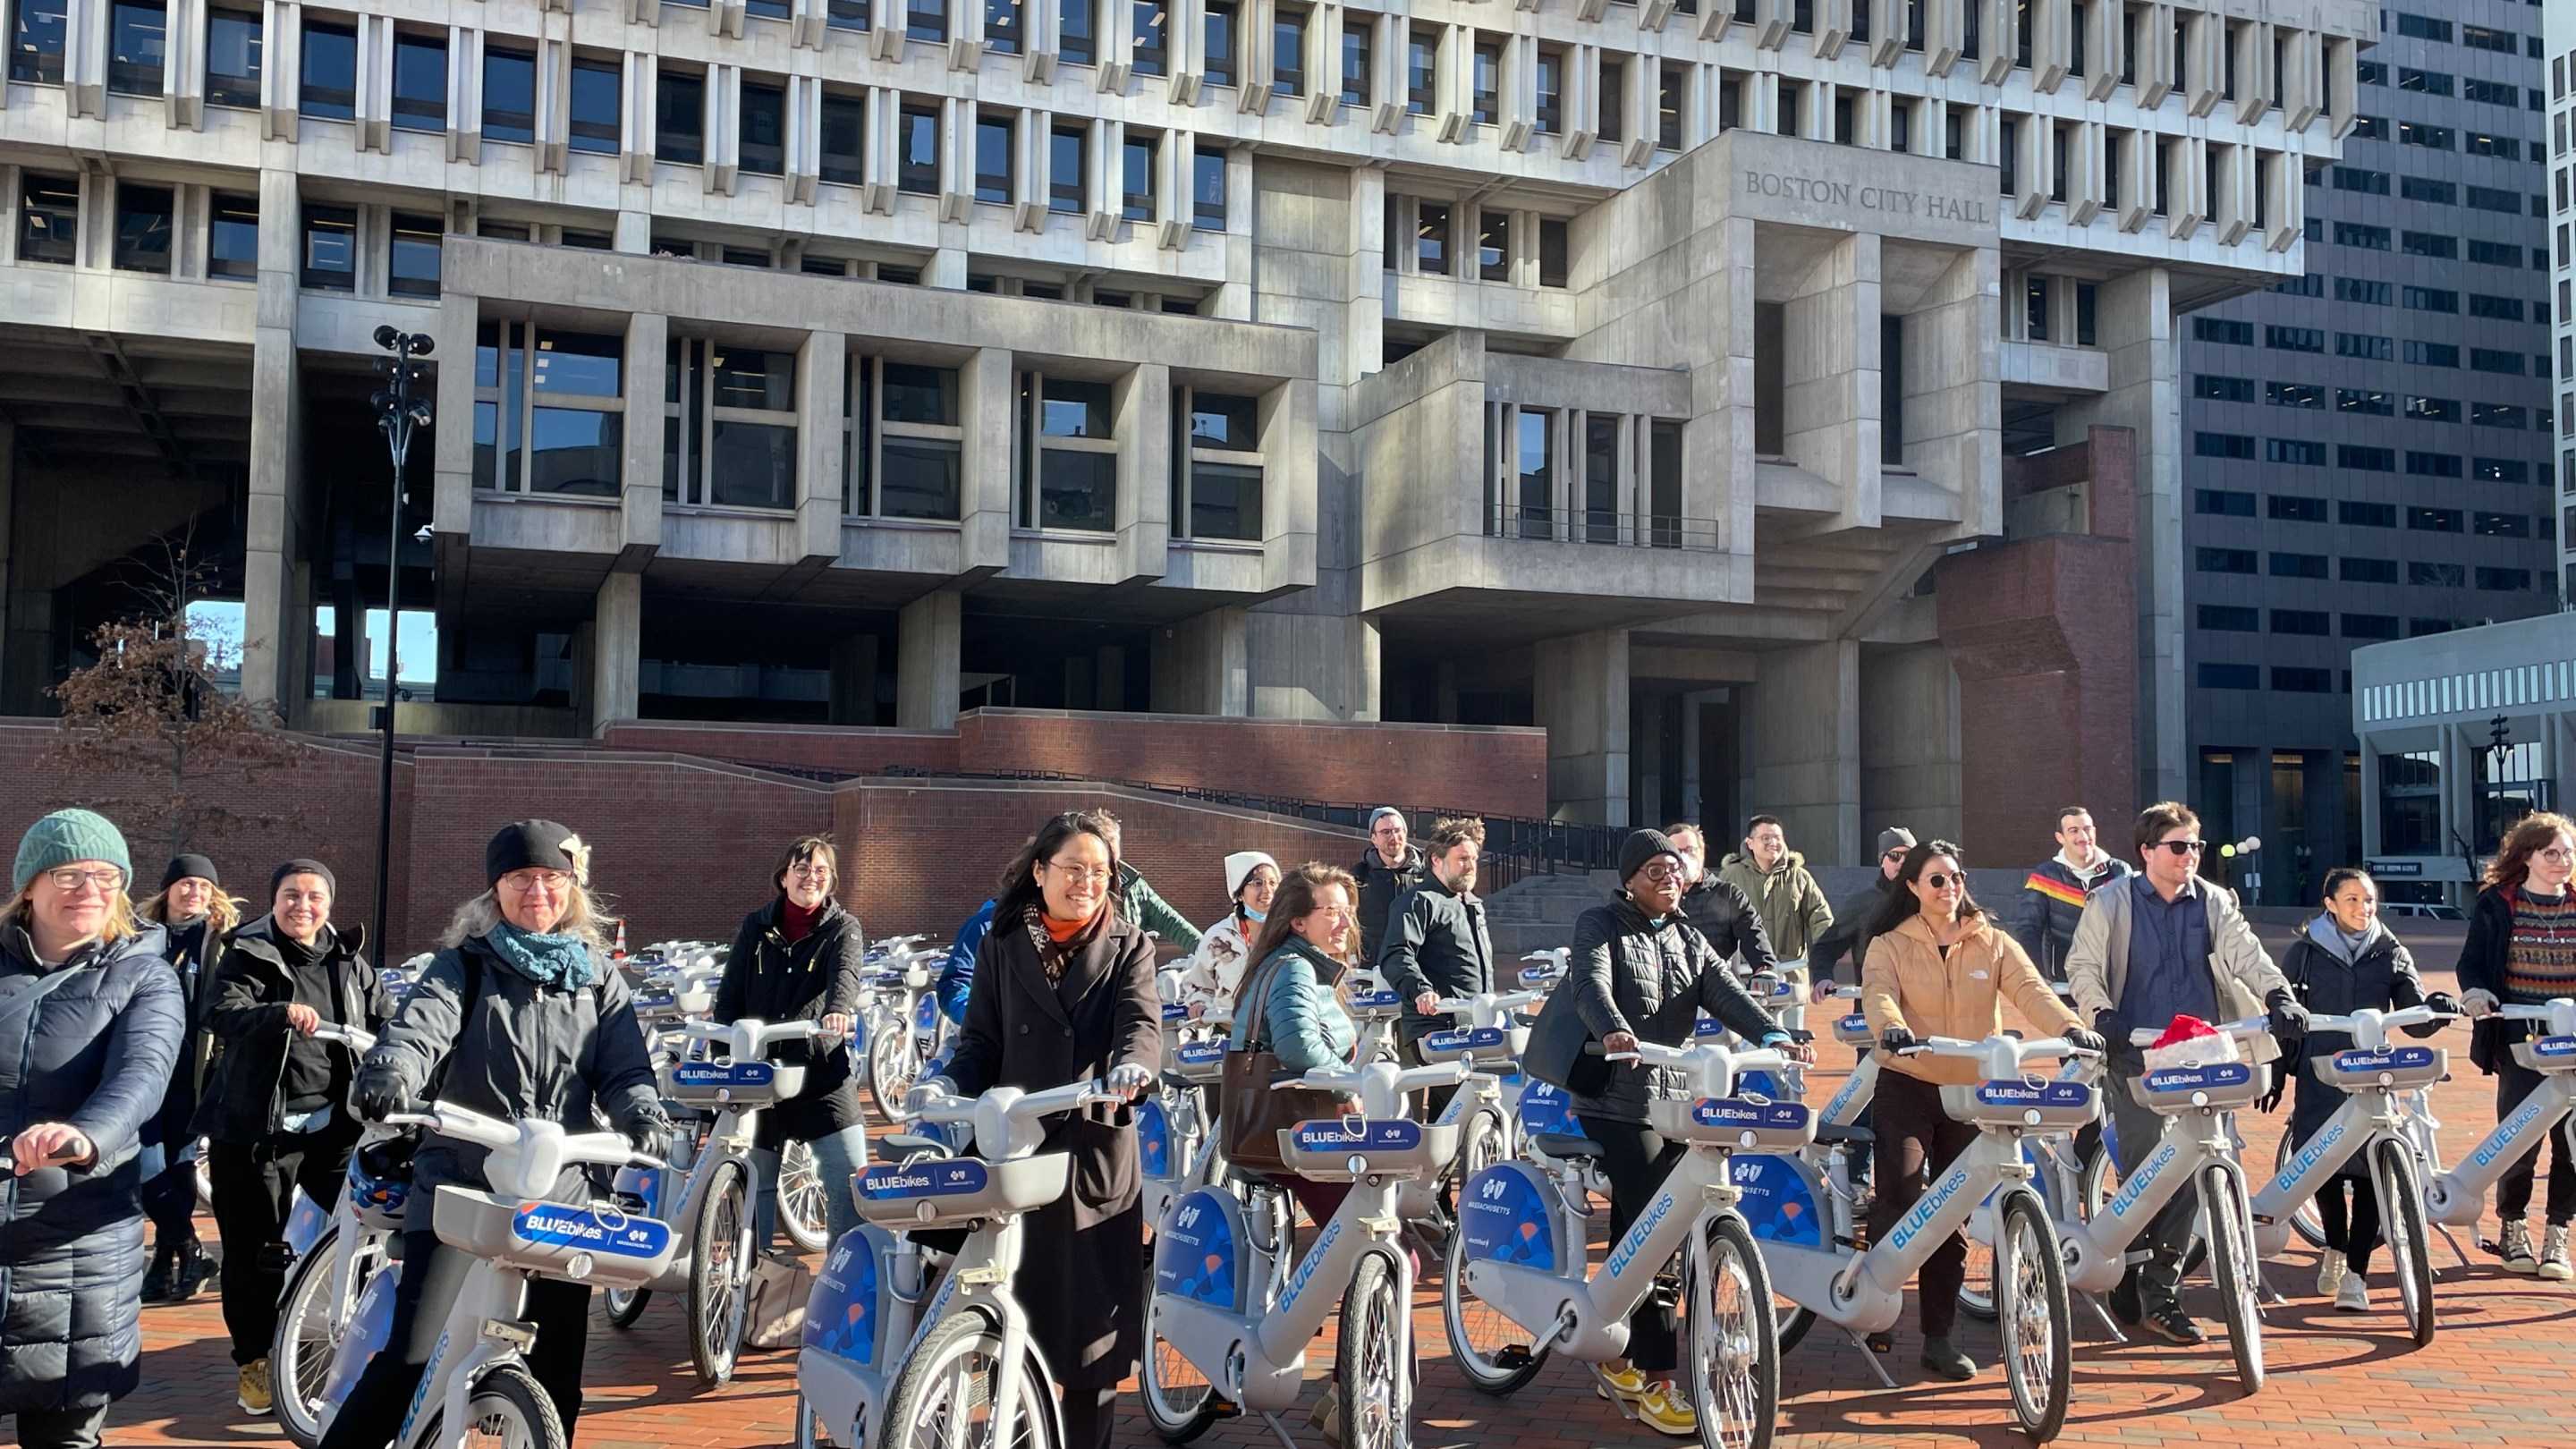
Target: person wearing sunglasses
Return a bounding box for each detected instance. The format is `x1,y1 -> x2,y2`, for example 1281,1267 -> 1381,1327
2064,801 -> 2301,1344
2456,809 -> 2576,1279
2007,806 -> 2133,985
1522,828 -> 1812,1436
1860,841 -> 2100,1381
1810,826 -> 1918,993
715,834 -> 869,1251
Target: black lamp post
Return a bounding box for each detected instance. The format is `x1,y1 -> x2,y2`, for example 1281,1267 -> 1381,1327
369,325 -> 434,961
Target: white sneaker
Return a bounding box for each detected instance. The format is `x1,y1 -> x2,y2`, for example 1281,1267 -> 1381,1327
2315,1252 -> 2346,1298
2334,1275 -> 2368,1313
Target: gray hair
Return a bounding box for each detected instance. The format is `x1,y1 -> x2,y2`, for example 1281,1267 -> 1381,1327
438,882 -> 612,952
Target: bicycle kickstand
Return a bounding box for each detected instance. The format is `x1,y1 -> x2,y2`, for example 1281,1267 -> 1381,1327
1845,1329 -> 1901,1389
2252,1262 -> 2290,1309
2435,1224 -> 2475,1274
1586,1365 -> 1644,1421
1258,1412 -> 1302,1449
2079,1292 -> 2131,1343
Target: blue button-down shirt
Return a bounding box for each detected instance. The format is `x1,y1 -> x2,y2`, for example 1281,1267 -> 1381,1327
2119,875 -> 2219,1031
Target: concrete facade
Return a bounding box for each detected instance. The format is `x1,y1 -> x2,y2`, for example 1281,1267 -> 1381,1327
2178,1 -> 2557,908
2551,0 -> 2576,602
1,0 -> 2374,863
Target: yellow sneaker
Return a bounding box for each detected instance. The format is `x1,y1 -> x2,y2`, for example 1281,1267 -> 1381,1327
1595,1365 -> 1648,1402
1635,1386 -> 1699,1437
237,1358 -> 273,1415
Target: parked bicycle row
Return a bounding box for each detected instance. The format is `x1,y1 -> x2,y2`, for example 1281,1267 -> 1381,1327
4,800 -> 2572,1449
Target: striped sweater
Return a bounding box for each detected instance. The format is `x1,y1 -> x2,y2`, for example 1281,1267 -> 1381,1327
2504,889 -> 2576,1004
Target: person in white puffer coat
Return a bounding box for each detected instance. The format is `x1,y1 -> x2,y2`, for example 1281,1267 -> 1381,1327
1174,851 -> 1282,1021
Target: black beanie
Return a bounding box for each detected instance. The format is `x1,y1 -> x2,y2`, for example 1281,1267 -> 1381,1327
163,853 -> 221,891
271,858 -> 335,896
1617,829 -> 1683,886
486,820 -> 589,886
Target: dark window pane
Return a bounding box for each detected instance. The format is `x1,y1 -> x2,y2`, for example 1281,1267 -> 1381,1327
1477,209 -> 1509,281
1539,218 -> 1568,288
975,117 -> 1013,204
1049,129 -> 1084,212
484,48 -> 537,144
1417,201 -> 1450,275
828,1 -> 871,30
707,420 -> 797,509
474,401 -> 500,489
1041,379 -> 1113,436
208,192 -> 258,279
526,409 -> 622,496
301,204 -> 357,290
880,438 -> 962,520
11,0 -> 67,83
899,106 -> 939,193
658,74 -> 705,164
910,0 -> 949,43
301,21 -> 355,119
569,59 -> 620,155
1134,0 -> 1167,76
1190,393 -> 1258,449
113,182 -> 173,273
1205,2 -> 1236,87
1061,1 -> 1095,66
714,348 -> 796,410
1037,448 -> 1116,530
1275,9 -> 1305,95
108,2 -> 165,97
821,95 -> 865,185
1192,148 -> 1224,229
388,213 -> 441,297
392,34 -> 446,132
1121,138 -> 1154,219
205,7 -> 262,108
1340,24 -> 1368,106
987,0 -> 1022,55
749,0 -> 790,16
1191,461 -> 1262,538
882,364 -> 958,424
741,81 -> 785,175
531,330 -> 623,396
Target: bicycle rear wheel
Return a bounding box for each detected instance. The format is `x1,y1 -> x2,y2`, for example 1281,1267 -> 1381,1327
1996,1189 -> 2072,1443
1440,1201 -> 1546,1394
778,1138 -> 830,1253
1684,1213 -> 1779,1449
2201,1164 -> 2266,1394
688,1157 -> 754,1384
879,1309 -> 1062,1449
2374,1138 -> 2436,1348
1140,1284 -> 1222,1442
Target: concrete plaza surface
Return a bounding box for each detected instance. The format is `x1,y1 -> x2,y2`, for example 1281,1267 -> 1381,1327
98,963 -> 2574,1449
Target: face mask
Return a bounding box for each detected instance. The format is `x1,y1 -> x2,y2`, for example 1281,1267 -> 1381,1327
1243,907 -> 1268,924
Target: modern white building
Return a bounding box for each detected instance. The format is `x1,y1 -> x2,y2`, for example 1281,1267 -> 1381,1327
0,0 -> 2377,852
2550,0 -> 2576,601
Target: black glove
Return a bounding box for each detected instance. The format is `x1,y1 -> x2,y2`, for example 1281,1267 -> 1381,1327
2266,987 -> 2311,1041
1879,1027 -> 1918,1055
2063,1027 -> 2106,1055
2405,991 -> 2458,1038
2256,1061 -> 2287,1114
352,1070 -> 414,1124
625,1113 -> 674,1163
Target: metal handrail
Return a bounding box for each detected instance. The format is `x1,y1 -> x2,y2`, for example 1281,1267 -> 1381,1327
1484,503 -> 1720,551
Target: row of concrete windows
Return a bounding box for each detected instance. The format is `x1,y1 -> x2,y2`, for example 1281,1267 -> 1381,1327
2192,317 -> 2550,375
2194,376 -> 2540,429
2192,494 -> 2551,537
2198,607 -> 2447,641
2190,435 -> 2545,482
2193,547 -> 2548,591
8,171 -> 448,292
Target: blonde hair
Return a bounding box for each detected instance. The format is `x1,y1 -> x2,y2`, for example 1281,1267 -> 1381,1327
139,884 -> 245,935
439,881 -> 614,952
5,883 -> 144,947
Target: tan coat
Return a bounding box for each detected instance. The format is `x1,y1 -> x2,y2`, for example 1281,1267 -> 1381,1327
1861,912 -> 2085,1085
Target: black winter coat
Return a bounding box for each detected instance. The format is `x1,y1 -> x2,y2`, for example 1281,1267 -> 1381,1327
1352,845 -> 1428,968
1377,876 -> 1496,1047
1529,899 -> 1784,1124
940,910 -> 1159,1391
192,917 -> 388,1145
2280,919 -> 2433,1165
1675,876 -> 1781,973
145,915 -> 225,1147
716,896 -> 867,1144
1810,877 -> 1900,985
355,933 -> 663,1202
0,923 -> 185,1414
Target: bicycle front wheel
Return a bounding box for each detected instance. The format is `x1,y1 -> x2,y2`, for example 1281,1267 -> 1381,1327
1440,1201 -> 1546,1394
1996,1188 -> 2072,1443
1684,1213 -> 1779,1449
687,1157 -> 754,1385
2374,1137 -> 2436,1348
881,1309 -> 1061,1449
2201,1164 -> 2267,1394
273,1238 -> 372,1449
778,1138 -> 830,1253
416,1363 -> 566,1449
1140,1281 -> 1222,1442
1336,1250 -> 1411,1449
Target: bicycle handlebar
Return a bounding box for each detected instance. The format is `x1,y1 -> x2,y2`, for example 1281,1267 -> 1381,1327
911,1078 -> 1126,1126
1432,988 -> 1547,1020
2125,1014 -> 2274,1047
1272,1060 -> 1472,1097
382,1103 -> 657,1170
680,1018 -> 845,1052
309,1023 -> 377,1052
1898,1034 -> 2101,1078
1605,1041 -> 1792,1075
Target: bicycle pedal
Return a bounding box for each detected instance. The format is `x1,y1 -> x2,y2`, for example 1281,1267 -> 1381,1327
1494,1344 -> 1536,1368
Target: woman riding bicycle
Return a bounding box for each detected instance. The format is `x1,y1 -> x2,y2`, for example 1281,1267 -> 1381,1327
1542,827 -> 1810,1438
1177,851 -> 1280,1020
715,834 -> 868,1251
2458,810 -> 2576,1280
1861,840 -> 2098,1381
326,821 -> 672,1449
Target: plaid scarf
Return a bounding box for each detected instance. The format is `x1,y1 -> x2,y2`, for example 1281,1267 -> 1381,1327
1024,904 -> 1108,984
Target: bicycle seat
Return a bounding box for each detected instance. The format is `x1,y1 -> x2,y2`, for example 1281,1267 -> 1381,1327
1529,1131 -> 1603,1160
879,1133 -> 954,1161
1814,1123 -> 1875,1147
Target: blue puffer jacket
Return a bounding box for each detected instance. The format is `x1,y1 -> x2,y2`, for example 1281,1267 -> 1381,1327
0,921 -> 186,1413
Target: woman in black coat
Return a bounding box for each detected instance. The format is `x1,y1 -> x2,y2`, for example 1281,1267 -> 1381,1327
911,809 -> 1158,1449
715,833 -> 868,1250
2,809 -> 185,1449
133,852 -> 240,1303
2275,868 -> 2451,1310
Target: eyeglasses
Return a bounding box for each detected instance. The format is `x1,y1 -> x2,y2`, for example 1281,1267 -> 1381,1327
787,863 -> 835,880
2537,846 -> 2576,864
45,868 -> 124,893
1045,861 -> 1114,885
1881,850 -> 1907,863
1637,863 -> 1685,883
1923,873 -> 1962,890
2152,840 -> 2207,856
499,869 -> 573,894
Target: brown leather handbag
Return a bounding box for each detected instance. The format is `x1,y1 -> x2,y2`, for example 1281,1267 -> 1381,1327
1221,950 -> 1352,1174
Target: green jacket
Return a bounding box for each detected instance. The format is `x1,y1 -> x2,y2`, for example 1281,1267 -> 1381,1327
1231,940 -> 1357,1075
1715,851 -> 1835,962
1119,863 -> 1202,952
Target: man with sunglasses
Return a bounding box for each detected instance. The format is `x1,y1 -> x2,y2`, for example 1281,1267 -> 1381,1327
1811,826 -> 1918,992
2008,807 -> 2133,984
2065,801 -> 2303,1344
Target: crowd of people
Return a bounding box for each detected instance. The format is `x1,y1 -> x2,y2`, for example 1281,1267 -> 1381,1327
4,792 -> 2572,1449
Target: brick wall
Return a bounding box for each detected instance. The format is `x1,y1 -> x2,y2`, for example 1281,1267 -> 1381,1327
599,721 -> 962,779
840,777 -> 1368,943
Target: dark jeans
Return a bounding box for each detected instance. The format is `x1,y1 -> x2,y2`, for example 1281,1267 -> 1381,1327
1059,1385 -> 1118,1449
136,1137 -> 202,1246
208,1123 -> 357,1365
1574,1114 -> 1686,1373
2105,1063 -> 2196,1314
1868,1070 -> 1978,1339
2319,1175 -> 2382,1274
2496,1056 -> 2576,1224
317,1228 -> 592,1449
5,1404 -> 111,1449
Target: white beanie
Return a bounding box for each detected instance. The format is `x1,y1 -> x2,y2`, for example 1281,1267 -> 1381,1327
1224,851 -> 1279,899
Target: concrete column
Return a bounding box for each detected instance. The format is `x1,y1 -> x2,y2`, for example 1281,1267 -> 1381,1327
829,632 -> 879,725
897,589 -> 962,729
1898,248 -> 2001,532
1115,361 -> 1172,582
240,329 -> 305,714
1339,164 -> 1388,411
1150,606 -> 1250,716
797,330 -> 847,560
590,571 -> 641,733
959,347 -> 1013,572
2057,266 -> 2185,805
1534,628 -> 1631,826
1859,643 -> 1963,848
620,312 -> 668,564
1782,232 -> 1880,532
1751,639 -> 1860,864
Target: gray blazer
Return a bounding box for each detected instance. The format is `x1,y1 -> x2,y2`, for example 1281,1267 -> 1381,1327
2063,876 -> 2292,1065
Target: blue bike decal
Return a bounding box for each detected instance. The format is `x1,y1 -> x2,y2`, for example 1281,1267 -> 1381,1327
1426,1026 -> 1509,1052
858,1159 -> 990,1200
1519,1080 -> 1580,1138
1691,1098 -> 1811,1131
1154,1189 -> 1248,1312
1292,1118 -> 1423,1152
637,990 -> 677,1012
614,1164 -> 671,1218
803,1228 -> 882,1366
2332,1046 -> 2437,1073
2532,1035 -> 2576,1061
2143,1062 -> 2254,1092
1137,1098 -> 1172,1179
914,993 -> 937,1032
1974,1080 -> 2091,1109
671,1061 -> 776,1090
1730,1155 -> 1824,1246
1346,989 -> 1404,1012
1161,1002 -> 1192,1022
1175,1041 -> 1227,1069
285,1192 -> 328,1258
322,1270 -> 397,1403
510,1203 -> 674,1258
1457,1164 -> 1558,1272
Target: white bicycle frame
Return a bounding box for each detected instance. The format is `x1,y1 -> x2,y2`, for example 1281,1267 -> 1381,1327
635,1018 -> 839,1292
2248,1006 -> 2451,1258
2054,1020 -> 2269,1294
1151,1057 -> 1470,1415
384,1106 -> 665,1449
2423,997 -> 2576,1226
1142,999 -> 1231,1227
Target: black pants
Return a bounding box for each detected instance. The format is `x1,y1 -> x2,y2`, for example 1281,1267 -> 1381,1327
317,1228 -> 592,1449
4,1405 -> 111,1449
2496,1056 -> 2576,1224
2318,1175 -> 2382,1274
208,1123 -> 357,1365
1868,1070 -> 1978,1339
1575,1114 -> 1686,1373
2105,1064 -> 2196,1315
1400,1036 -> 1461,1124
1058,1385 -> 1117,1449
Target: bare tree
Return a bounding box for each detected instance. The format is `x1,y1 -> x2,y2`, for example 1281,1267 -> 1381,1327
47,530 -> 303,857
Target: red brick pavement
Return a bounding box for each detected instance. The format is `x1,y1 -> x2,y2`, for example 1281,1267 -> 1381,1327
93,970 -> 2575,1449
